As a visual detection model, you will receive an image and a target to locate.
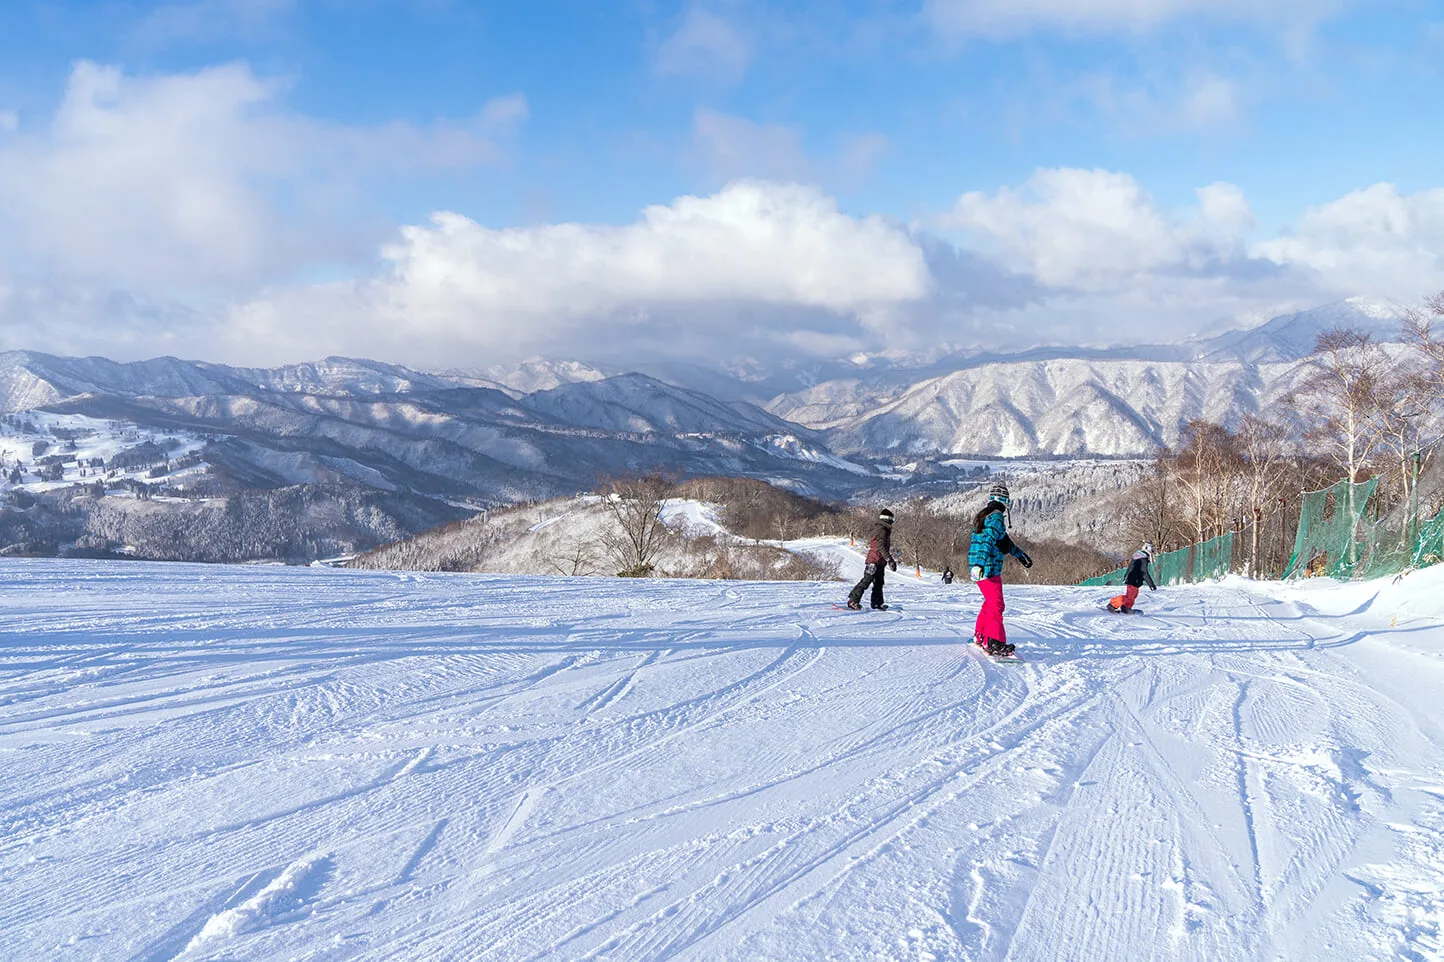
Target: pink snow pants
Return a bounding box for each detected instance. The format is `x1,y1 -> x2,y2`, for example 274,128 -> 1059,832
974,575 -> 1006,644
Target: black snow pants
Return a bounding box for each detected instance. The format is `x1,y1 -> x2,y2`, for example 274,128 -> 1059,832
848,563 -> 887,609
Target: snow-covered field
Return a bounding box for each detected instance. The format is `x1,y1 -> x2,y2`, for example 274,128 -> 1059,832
0,412 -> 208,493
3,560 -> 1444,961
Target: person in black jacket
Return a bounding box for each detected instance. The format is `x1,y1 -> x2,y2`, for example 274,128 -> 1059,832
847,509 -> 898,610
1108,543 -> 1157,612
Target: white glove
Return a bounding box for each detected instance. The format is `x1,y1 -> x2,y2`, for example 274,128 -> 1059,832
970,565 -> 984,581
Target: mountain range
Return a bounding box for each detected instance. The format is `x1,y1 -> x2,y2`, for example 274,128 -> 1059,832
763,297 -> 1406,457
0,297 -> 1411,506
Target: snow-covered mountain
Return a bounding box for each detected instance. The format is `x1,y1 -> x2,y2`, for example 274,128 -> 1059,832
1189,297 -> 1406,363
779,358 -> 1279,457
220,356 -> 465,395
0,296 -> 1419,510
767,298 -> 1412,457
522,372 -> 803,437
469,357 -> 610,395
0,351 -> 872,511
0,351 -> 466,405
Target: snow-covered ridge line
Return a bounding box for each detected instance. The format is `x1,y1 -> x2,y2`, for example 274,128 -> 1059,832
0,296 -> 1414,462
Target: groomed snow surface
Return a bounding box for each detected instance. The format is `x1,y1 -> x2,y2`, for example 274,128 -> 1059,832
3,560 -> 1444,961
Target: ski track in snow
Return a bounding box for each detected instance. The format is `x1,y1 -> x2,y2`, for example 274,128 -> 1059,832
1,561 -> 1443,960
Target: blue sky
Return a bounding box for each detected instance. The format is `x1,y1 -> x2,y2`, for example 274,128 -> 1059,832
0,0 -> 1440,368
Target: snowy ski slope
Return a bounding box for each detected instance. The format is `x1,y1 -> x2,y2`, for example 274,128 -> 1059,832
2,560 -> 1444,961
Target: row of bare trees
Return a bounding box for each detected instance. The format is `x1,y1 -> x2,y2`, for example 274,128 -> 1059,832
1122,422 -> 1336,578
1119,294 -> 1444,577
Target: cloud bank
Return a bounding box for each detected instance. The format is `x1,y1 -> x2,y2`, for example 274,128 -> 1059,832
0,61 -> 526,290
0,64 -> 1441,369
925,0 -> 1345,39
223,181 -> 941,366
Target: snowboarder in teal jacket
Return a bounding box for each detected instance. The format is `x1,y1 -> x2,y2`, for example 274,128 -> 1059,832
968,481 -> 1032,656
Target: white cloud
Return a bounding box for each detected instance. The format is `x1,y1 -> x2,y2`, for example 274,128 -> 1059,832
382,181 -> 927,316
1179,74 -> 1241,128
930,168 -> 1356,348
655,9 -> 751,84
0,111 -> 16,133
133,0 -> 297,46
1196,182 -> 1255,236
0,61 -> 526,290
1052,67 -> 1252,135
690,110 -> 892,190
692,109 -> 809,182
925,0 -> 1343,39
1254,183 -> 1444,296
945,168 -> 1254,289
937,170 -> 1444,349
839,133 -> 891,182
221,181 -> 934,365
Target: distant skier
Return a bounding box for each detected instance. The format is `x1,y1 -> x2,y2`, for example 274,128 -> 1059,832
846,508 -> 899,610
1107,544 -> 1157,613
942,566 -> 954,585
968,482 -> 1033,657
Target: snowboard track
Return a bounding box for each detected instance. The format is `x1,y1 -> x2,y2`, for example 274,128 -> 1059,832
2,560 -> 1442,961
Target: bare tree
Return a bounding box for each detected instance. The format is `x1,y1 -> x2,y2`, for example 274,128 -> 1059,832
597,471 -> 677,577
1403,291 -> 1444,410
1295,328 -> 1391,485
1172,420 -> 1241,544
548,537 -> 599,576
771,502 -> 801,543
1292,328 -> 1395,564
1122,452 -> 1184,552
1375,367 -> 1431,509
886,500 -> 932,575
1235,415 -> 1292,576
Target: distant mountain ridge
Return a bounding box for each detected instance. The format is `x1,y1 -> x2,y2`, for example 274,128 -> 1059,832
0,297 -> 1412,493
763,298 -> 1410,457
0,350 -> 864,509
1188,297 -> 1405,364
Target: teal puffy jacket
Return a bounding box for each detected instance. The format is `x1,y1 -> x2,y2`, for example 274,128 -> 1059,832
968,507 -> 1026,578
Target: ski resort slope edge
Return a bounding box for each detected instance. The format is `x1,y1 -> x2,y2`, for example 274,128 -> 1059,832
2,560 -> 1443,961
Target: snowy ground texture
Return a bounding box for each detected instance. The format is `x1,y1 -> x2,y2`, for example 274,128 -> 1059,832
3,560 -> 1444,961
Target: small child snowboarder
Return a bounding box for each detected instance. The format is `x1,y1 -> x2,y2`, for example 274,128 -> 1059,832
968,482 -> 1032,656
942,566 -> 954,585
847,508 -> 899,610
1108,544 -> 1157,612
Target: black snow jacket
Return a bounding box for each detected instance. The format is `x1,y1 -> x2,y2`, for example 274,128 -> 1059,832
864,521 -> 895,566
1124,553 -> 1157,589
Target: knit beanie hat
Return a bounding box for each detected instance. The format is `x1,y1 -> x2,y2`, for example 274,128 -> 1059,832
879,508 -> 895,524
988,481 -> 1011,507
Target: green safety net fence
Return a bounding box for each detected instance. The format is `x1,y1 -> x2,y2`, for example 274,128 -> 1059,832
1284,477 -> 1444,581
1079,476 -> 1444,587
1079,532 -> 1236,587
1417,512 -> 1444,568
1283,478 -> 1379,579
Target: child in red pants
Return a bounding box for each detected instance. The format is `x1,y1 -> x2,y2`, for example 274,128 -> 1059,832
1108,544 -> 1157,612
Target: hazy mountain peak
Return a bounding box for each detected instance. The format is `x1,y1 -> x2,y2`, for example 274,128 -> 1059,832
473,357 -> 610,395
1193,297 -> 1407,364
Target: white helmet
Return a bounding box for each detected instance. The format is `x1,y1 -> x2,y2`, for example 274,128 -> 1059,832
1142,542 -> 1154,557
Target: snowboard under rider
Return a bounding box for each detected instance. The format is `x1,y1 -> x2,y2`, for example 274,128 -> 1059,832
968,481 -> 1033,657
847,508 -> 899,610
1108,544 -> 1157,613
